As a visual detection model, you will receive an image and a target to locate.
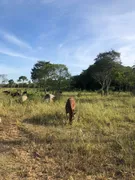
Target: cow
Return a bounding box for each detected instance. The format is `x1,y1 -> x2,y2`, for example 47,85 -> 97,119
21,91 -> 28,102
3,90 -> 11,95
11,92 -> 21,97
65,97 -> 76,125
22,91 -> 27,95
44,94 -> 56,103
11,90 -> 21,97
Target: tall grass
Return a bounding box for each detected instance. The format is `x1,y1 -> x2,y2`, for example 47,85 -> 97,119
0,89 -> 135,179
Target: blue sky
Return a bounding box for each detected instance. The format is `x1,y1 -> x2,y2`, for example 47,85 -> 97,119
0,0 -> 135,81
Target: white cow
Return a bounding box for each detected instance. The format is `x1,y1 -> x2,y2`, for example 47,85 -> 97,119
21,91 -> 28,102
21,95 -> 28,102
44,94 -> 55,103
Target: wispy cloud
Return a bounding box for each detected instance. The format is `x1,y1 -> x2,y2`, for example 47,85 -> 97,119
0,47 -> 36,60
1,31 -> 32,49
0,0 -> 135,79
56,6 -> 135,71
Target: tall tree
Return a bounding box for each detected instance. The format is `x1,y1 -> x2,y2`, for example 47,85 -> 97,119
0,74 -> 8,86
31,61 -> 55,92
8,79 -> 15,87
18,76 -> 28,83
17,76 -> 28,88
31,61 -> 71,91
53,64 -> 71,91
92,50 -> 121,95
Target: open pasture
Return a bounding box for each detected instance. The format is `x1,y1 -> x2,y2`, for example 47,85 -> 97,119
0,89 -> 135,179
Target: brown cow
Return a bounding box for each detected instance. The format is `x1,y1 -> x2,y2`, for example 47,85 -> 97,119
65,97 -> 76,125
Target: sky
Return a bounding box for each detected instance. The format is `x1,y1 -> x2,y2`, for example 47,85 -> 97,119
0,0 -> 135,81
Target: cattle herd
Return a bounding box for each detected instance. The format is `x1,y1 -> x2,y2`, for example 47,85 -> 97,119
2,90 -> 76,125
3,90 -> 28,102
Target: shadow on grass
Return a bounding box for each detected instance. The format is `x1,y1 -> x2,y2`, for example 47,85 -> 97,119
19,125 -> 59,144
0,144 -> 12,153
23,113 -> 66,127
0,139 -> 28,147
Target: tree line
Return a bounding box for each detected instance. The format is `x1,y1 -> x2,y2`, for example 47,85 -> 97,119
71,50 -> 135,95
1,50 -> 135,95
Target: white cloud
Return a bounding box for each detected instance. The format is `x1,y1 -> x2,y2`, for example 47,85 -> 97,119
1,0 -> 135,78
119,45 -> 135,66
100,11 -> 135,67
0,47 -> 37,60
56,7 -> 135,71
1,31 -> 32,49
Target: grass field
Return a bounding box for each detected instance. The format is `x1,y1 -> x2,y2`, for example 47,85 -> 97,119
0,89 -> 135,179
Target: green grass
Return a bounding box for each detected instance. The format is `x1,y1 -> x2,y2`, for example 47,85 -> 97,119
0,88 -> 135,179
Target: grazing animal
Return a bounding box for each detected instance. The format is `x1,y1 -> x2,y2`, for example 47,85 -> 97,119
11,92 -> 21,97
21,95 -> 28,102
44,94 -> 56,103
3,90 -> 10,95
65,97 -> 76,125
22,91 -> 27,95
21,91 -> 28,102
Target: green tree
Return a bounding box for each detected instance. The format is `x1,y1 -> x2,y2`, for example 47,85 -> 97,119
53,64 -> 71,91
31,61 -> 56,92
0,74 -> 8,86
31,61 -> 71,91
17,76 -> 28,88
8,79 -> 15,87
112,65 -> 135,92
18,76 -> 28,83
92,50 -> 121,95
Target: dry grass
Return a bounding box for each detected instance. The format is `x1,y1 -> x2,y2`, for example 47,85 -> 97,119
0,89 -> 135,179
